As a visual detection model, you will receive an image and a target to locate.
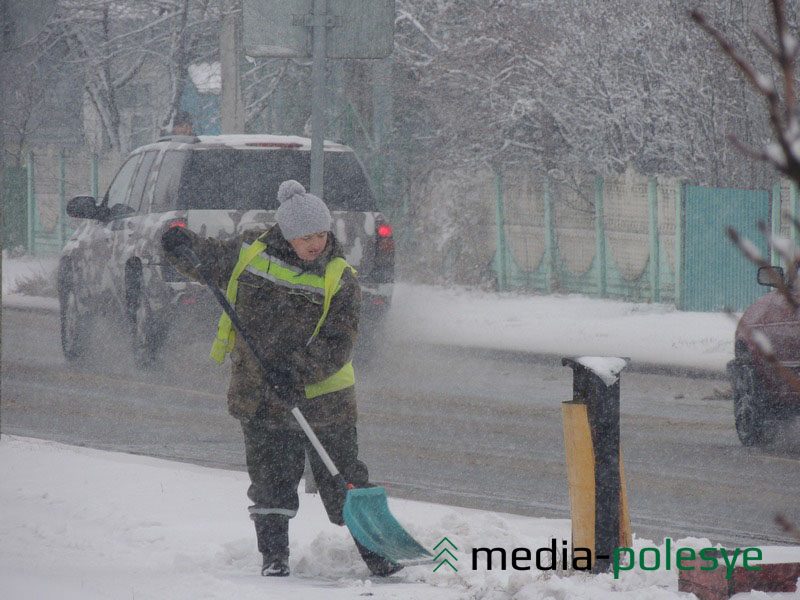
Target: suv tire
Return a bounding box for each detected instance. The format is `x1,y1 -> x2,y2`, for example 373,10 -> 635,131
126,265 -> 165,368
732,353 -> 776,446
58,262 -> 92,361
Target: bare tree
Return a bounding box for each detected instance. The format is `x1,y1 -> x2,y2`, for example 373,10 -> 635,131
692,0 -> 800,536
242,58 -> 290,130
27,0 -> 223,152
693,1 -> 800,185
692,0 -> 800,317
391,1 -> 780,187
1,50 -> 60,166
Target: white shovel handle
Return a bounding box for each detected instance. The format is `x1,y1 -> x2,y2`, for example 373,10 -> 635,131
291,406 -> 341,479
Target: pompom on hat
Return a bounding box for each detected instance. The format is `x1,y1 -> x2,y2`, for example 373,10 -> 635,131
274,180 -> 332,241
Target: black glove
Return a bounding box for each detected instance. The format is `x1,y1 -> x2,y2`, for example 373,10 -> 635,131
266,365 -> 297,400
161,226 -> 192,253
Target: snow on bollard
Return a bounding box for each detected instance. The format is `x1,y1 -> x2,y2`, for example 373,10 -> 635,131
561,356 -> 631,574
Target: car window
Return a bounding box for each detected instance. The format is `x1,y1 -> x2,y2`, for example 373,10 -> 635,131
128,151 -> 158,213
320,153 -> 377,211
104,156 -> 140,214
153,150 -> 189,212
178,150 -> 377,212
152,150 -> 188,212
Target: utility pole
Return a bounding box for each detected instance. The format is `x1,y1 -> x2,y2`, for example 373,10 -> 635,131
372,57 -> 393,148
1,0 -> 8,231
220,0 -> 245,133
241,0 -> 394,197
309,0 -> 328,197
0,0 -> 8,434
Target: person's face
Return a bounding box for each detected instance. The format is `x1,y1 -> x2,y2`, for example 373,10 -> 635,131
289,231 -> 328,261
173,123 -> 192,135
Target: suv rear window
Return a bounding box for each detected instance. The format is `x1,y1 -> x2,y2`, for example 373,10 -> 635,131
152,150 -> 188,212
177,149 -> 377,212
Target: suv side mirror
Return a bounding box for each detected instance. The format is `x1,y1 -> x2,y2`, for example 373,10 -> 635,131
66,196 -> 103,220
757,265 -> 785,287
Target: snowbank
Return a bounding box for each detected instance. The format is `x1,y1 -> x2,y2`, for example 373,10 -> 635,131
4,435 -> 794,600
2,254 -> 58,294
386,283 -> 735,373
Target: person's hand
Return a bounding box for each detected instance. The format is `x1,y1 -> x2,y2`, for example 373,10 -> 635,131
266,366 -> 297,401
161,226 -> 192,253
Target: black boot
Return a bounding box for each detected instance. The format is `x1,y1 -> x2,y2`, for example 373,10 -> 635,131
354,538 -> 404,577
253,514 -> 290,577
261,554 -> 290,577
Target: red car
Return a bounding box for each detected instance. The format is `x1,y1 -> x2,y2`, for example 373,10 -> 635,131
728,265 -> 800,446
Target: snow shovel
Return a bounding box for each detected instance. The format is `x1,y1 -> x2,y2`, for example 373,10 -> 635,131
175,244 -> 432,566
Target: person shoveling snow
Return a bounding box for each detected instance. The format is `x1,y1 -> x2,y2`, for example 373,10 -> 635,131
161,180 -> 427,577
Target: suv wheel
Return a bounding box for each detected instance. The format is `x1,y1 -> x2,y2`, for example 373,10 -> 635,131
59,263 -> 93,361
732,354 -> 776,446
126,266 -> 165,368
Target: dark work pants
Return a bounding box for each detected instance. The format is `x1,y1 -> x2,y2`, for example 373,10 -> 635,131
241,416 -> 369,553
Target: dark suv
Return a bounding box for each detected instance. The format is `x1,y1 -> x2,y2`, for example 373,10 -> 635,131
728,265 -> 800,445
58,134 -> 394,366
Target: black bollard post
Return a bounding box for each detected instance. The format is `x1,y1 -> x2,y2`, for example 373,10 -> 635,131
562,356 -> 631,574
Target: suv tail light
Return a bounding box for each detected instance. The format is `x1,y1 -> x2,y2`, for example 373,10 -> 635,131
376,222 -> 394,254
165,218 -> 187,230
371,218 -> 394,283
161,219 -> 189,282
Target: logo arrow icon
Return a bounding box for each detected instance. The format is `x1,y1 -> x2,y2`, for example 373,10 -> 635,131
433,558 -> 458,572
434,536 -> 458,551
433,537 -> 458,572
434,547 -> 457,562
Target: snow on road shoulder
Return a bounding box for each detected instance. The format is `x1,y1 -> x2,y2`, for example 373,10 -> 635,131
2,254 -> 58,295
386,283 -> 736,373
4,435 -> 794,600
2,255 -> 736,372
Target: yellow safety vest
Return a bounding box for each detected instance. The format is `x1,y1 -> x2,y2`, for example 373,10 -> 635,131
210,234 -> 356,399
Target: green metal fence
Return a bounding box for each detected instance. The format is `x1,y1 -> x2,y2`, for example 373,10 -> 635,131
11,142 -> 791,314
2,165 -> 28,251
682,185 -> 770,312
5,150 -> 100,257
492,171 -> 678,304
491,172 -> 782,312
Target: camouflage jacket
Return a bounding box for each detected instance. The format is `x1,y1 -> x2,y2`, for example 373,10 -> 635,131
165,225 -> 360,428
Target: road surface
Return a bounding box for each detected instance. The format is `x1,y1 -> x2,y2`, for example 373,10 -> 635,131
2,306 -> 799,548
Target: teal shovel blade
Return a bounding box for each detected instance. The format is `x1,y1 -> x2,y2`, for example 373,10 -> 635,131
343,487 -> 433,564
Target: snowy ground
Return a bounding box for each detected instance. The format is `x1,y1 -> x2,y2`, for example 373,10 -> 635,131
4,255 -> 794,599
3,435 -> 799,600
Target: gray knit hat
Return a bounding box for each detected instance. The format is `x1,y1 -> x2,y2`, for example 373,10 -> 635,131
274,180 -> 332,241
